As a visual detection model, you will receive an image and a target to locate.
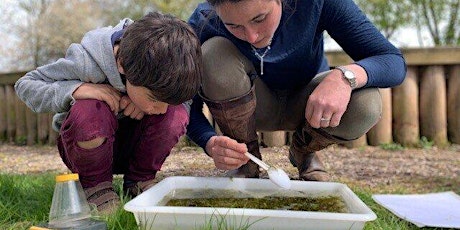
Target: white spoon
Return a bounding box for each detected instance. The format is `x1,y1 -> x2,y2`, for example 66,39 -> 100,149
244,152 -> 291,189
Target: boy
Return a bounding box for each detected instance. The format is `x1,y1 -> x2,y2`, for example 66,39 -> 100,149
15,12 -> 202,213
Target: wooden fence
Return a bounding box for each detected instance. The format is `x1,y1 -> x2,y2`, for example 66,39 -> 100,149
0,71 -> 58,145
1,47 -> 460,147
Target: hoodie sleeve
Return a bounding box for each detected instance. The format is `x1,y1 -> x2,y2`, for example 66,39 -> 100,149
15,43 -> 92,113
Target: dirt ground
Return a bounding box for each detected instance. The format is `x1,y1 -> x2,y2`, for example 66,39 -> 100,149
0,143 -> 458,193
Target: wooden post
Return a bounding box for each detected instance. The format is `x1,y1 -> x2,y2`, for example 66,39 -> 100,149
420,66 -> 448,146
14,96 -> 27,145
202,103 -> 223,136
5,85 -> 16,142
286,131 -> 294,146
0,85 -> 6,141
214,124 -> 222,136
392,67 -> 420,146
263,131 -> 286,147
26,108 -> 37,145
48,113 -> 57,145
447,65 -> 460,144
257,131 -> 263,146
202,104 -> 212,124
343,134 -> 367,148
367,88 -> 392,146
37,113 -> 49,144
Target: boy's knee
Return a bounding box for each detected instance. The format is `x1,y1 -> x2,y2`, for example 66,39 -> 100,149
144,105 -> 188,137
61,100 -> 117,138
77,137 -> 106,149
168,105 -> 189,128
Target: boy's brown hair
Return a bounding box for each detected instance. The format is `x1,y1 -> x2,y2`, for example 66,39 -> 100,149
119,12 -> 202,105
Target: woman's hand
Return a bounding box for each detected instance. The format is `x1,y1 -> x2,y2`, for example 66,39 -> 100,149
306,70 -> 351,128
119,95 -> 145,120
205,136 -> 249,170
306,65 -> 367,128
72,83 -> 121,113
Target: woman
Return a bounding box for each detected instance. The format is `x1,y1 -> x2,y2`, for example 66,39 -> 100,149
187,0 -> 406,181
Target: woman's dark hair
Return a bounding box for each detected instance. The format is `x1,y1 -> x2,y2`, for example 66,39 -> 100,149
119,12 -> 202,105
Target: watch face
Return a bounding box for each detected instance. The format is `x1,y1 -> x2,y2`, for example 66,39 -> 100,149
344,71 -> 355,79
337,67 -> 357,89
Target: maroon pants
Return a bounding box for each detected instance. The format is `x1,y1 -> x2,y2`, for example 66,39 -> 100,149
57,99 -> 188,188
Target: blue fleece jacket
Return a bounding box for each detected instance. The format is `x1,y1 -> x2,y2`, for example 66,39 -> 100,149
187,0 -> 407,150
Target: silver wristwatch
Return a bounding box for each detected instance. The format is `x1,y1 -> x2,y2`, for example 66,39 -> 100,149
335,66 -> 357,90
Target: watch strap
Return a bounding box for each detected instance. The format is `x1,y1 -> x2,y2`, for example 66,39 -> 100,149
335,66 -> 357,89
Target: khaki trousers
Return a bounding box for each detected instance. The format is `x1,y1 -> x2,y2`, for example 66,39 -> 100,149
201,37 -> 381,140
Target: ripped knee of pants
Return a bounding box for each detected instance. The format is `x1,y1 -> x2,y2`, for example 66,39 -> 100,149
77,137 -> 106,149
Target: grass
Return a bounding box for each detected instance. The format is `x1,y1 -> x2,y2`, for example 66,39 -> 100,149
0,173 -> 457,230
0,173 -> 138,230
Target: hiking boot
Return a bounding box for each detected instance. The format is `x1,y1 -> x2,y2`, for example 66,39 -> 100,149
226,161 -> 260,178
225,140 -> 261,178
123,179 -> 156,198
84,181 -> 120,214
289,125 -> 347,181
289,151 -> 329,181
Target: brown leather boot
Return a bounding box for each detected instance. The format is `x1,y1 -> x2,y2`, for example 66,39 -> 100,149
289,125 -> 347,181
202,86 -> 261,178
226,140 -> 260,178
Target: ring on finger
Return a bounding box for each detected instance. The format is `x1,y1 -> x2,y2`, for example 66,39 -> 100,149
320,117 -> 330,122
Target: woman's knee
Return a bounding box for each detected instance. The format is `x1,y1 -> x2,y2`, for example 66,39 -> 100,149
352,88 -> 383,125
327,88 -> 382,140
201,37 -> 253,100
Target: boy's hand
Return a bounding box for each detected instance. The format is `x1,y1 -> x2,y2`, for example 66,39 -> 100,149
72,83 -> 121,112
119,95 -> 145,120
205,136 -> 249,170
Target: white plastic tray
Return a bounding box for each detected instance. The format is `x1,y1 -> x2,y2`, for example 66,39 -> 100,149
124,176 -> 376,230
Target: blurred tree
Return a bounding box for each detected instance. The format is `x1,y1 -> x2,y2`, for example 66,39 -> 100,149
5,0 -> 103,69
36,0 -> 104,64
17,0 -> 52,68
358,0 -> 459,46
94,0 -> 156,25
153,0 -> 201,20
356,0 -> 412,40
2,0 -> 200,72
411,0 -> 460,45
95,0 -> 200,25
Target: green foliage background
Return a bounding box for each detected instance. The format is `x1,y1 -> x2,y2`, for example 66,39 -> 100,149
1,0 -> 458,72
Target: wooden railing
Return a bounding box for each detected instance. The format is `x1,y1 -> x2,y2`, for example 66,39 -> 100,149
1,47 -> 460,147
332,47 -> 460,147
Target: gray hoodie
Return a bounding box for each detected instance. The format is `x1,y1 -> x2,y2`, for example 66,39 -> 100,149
15,19 -> 190,131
